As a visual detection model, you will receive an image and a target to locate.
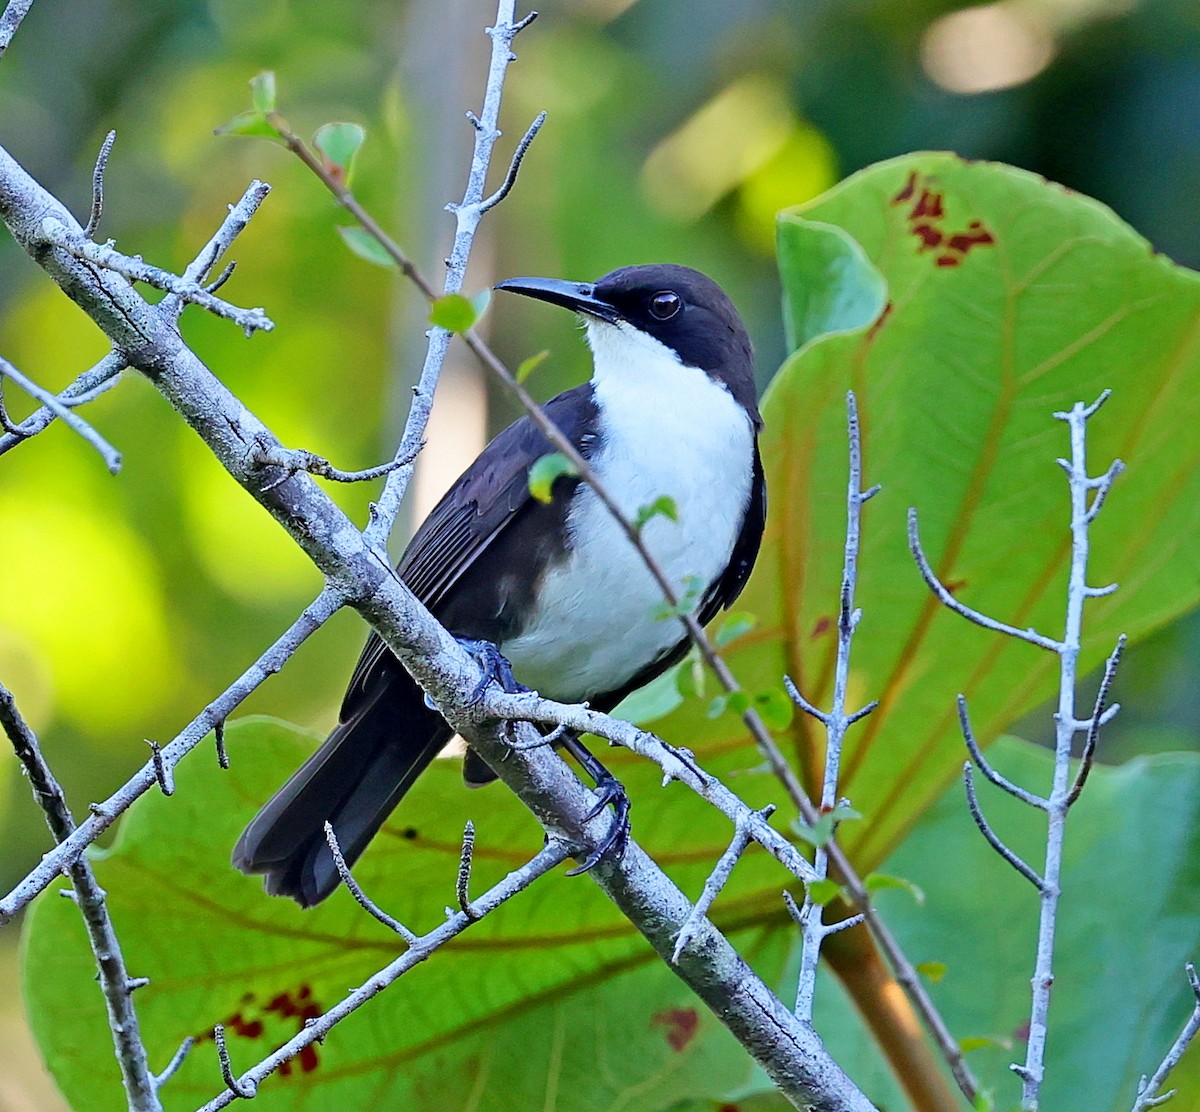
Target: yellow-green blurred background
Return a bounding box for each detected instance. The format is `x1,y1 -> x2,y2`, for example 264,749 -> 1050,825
3,0 -> 1200,1107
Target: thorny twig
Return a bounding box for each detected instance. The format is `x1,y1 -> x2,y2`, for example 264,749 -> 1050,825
916,392 -> 1133,1109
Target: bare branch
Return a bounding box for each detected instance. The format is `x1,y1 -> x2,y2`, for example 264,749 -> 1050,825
213,1025 -> 256,1099
0,355 -> 122,471
322,822 -> 417,942
250,439 -> 423,490
0,587 -> 343,924
672,806 -> 770,962
0,0 -> 34,58
963,763 -> 1045,890
1130,964 -> 1200,1112
958,695 -> 1047,809
0,681 -> 162,1111
39,217 -> 274,335
909,507 -> 1061,652
153,1036 -> 194,1091
477,110 -> 546,213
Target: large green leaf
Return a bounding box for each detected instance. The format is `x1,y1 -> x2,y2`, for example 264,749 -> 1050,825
821,738 -> 1200,1111
646,152 -> 1200,872
21,718 -> 800,1111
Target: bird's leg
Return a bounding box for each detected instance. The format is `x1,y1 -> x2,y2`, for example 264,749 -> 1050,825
455,638 -> 530,704
560,732 -> 631,875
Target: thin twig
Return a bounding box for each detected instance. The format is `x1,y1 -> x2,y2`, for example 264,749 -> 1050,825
322,822 -> 418,942
963,764 -> 1044,890
672,807 -> 770,962
39,217 -> 273,336
251,440 -> 424,490
0,356 -> 121,472
1130,965 -> 1200,1112
476,110 -> 546,213
456,820 -> 478,918
196,840 -> 572,1111
213,1025 -> 256,1099
0,586 -> 343,924
0,0 -> 34,58
84,130 -> 116,237
0,681 -> 162,1111
0,180 -> 269,458
1066,634 -> 1125,806
958,695 -> 1047,810
909,507 -> 1061,652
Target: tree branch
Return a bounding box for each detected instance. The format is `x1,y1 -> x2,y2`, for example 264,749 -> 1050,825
0,682 -> 166,1111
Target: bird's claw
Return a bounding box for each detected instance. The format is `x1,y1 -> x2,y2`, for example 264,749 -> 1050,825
456,638 -> 529,705
566,766 -> 630,875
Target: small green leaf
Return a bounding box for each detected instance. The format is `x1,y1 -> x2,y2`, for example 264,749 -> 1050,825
337,225 -> 396,268
429,293 -> 481,333
916,960 -> 947,984
753,687 -> 794,731
314,121 -> 365,179
675,651 -> 704,700
972,1090 -> 996,1112
864,872 -> 925,906
806,878 -> 843,906
706,695 -> 727,719
516,349 -> 549,384
528,453 -> 579,503
715,611 -> 757,647
214,110 -> 280,139
654,574 -> 704,621
633,495 -> 678,532
727,690 -> 751,714
250,70 -> 276,114
793,804 -> 860,848
960,1035 -> 1010,1054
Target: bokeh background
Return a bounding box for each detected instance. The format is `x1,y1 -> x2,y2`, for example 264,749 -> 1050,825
2,0 -> 1199,1107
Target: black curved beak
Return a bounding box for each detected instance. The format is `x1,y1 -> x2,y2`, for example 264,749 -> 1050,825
494,276 -> 621,323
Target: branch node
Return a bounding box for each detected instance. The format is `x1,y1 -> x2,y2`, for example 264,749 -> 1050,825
146,740 -> 174,796
214,1024 -> 257,1099
456,819 -> 479,919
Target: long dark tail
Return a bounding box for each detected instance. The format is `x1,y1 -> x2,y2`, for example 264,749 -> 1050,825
232,668 -> 452,907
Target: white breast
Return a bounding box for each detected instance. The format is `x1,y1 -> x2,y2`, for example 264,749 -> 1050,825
500,320 -> 755,703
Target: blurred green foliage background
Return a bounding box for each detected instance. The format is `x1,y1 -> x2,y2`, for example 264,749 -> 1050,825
2,0 -> 1200,1107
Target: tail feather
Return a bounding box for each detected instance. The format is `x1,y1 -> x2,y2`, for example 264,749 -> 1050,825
233,670 -> 451,907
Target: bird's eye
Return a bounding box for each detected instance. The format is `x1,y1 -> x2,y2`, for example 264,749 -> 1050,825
648,291 -> 681,320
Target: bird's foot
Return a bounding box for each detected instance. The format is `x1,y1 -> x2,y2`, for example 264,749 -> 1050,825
563,737 -> 631,875
456,638 -> 529,705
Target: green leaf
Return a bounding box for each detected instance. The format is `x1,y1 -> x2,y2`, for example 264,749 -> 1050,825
793,803 -> 861,849
959,1036 -> 1009,1054
214,110 -> 280,139
752,687 -> 793,732
633,495 -> 678,532
916,960 -> 947,984
21,718 -> 802,1111
250,70 -> 276,114
643,153 -> 1200,880
313,121 -> 365,180
805,878 -> 843,906
527,452 -> 578,503
715,612 -> 757,647
429,292 -> 486,333
515,349 -> 549,384
864,872 -> 924,906
829,738 -> 1200,1109
336,225 -> 396,268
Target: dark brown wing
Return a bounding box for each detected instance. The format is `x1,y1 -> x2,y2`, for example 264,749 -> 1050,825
340,384 -> 599,718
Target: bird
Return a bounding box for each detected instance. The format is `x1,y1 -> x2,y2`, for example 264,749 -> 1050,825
233,263 -> 766,907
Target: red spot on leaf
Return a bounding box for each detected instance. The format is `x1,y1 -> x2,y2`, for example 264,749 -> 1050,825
810,616 -> 832,638
891,171 -> 917,205
652,1007 -> 699,1052
911,189 -> 945,221
892,172 -> 995,268
195,984 -> 326,1078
